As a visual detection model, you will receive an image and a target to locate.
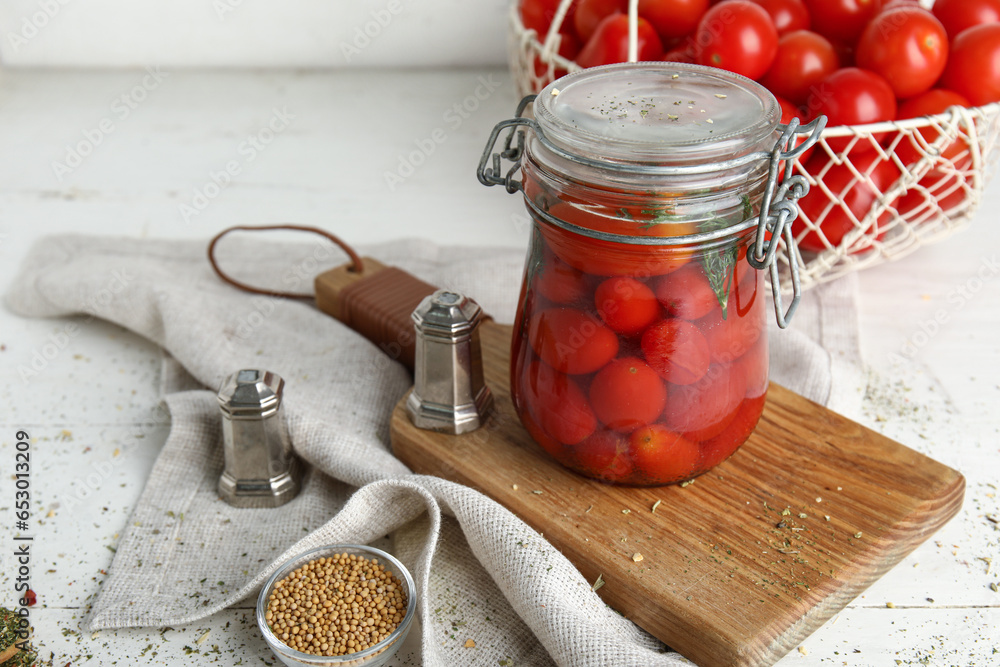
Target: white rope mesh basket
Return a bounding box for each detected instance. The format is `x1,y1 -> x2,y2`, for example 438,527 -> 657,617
508,0 -> 1000,290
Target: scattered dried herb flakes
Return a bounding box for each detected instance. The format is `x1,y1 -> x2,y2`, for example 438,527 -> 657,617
0,607 -> 36,666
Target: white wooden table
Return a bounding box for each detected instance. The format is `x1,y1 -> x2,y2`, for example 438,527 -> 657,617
0,68 -> 997,666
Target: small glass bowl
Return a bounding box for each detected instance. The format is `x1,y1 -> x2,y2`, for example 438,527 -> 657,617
256,544 -> 417,667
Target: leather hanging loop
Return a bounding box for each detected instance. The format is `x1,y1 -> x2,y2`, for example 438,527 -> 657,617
207,224 -> 365,299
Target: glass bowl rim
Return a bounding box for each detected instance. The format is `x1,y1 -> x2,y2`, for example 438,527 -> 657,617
255,543 -> 417,665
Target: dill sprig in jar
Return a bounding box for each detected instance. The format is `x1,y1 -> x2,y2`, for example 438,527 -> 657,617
478,62 -> 824,486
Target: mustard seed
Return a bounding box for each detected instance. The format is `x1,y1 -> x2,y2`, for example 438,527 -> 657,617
267,553 -> 408,657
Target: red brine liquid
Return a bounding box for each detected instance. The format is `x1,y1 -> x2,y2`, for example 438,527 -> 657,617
510,211 -> 768,486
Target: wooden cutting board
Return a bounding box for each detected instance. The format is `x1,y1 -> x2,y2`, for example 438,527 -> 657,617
390,321 -> 965,667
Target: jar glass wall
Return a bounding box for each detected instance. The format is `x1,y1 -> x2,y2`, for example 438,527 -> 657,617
511,204 -> 768,486
480,62 -> 819,486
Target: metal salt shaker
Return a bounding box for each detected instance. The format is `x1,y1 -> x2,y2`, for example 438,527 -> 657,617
406,290 -> 493,434
217,369 -> 302,508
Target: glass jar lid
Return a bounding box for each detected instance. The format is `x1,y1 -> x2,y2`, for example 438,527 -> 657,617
533,62 -> 780,167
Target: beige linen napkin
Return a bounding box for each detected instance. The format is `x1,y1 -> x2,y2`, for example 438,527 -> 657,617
5,234 -> 862,666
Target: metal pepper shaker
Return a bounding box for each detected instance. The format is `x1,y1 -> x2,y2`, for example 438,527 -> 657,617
217,369 -> 302,508
406,290 -> 493,434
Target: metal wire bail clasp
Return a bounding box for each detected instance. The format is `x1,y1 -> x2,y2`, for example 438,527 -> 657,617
477,95 -> 538,194
747,115 -> 828,329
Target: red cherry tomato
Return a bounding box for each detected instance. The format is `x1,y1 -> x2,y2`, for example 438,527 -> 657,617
653,263 -> 721,320
662,38 -> 698,63
762,30 -> 839,106
698,393 -> 765,468
663,363 -> 746,441
589,357 -> 668,431
594,276 -> 660,334
932,0 -> 1000,40
898,89 -> 972,122
694,1 -> 779,80
828,39 -> 856,67
577,14 -> 665,68
639,0 -> 710,41
641,319 -> 711,385
776,95 -> 800,124
530,193 -> 701,240
775,94 -> 815,170
522,360 -> 598,445
749,0 -> 810,34
629,425 -> 700,483
794,151 -> 902,252
740,335 -> 769,399
734,247 -> 756,291
699,272 -> 766,364
942,23 -> 1000,106
533,247 -> 590,305
573,431 -> 634,482
528,307 -> 619,374
897,166 -> 971,218
856,7 -> 949,100
806,67 -> 897,153
894,89 -> 971,168
540,204 -> 693,276
895,89 -> 973,217
519,407 -> 569,460
574,0 -> 627,43
802,0 -> 881,44
533,31 -> 582,84
521,0 -> 575,38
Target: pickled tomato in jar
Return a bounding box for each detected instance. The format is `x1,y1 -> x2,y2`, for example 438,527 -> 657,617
479,62 -> 821,485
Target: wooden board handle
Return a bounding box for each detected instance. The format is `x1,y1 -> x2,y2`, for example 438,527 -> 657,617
314,258 -> 438,370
